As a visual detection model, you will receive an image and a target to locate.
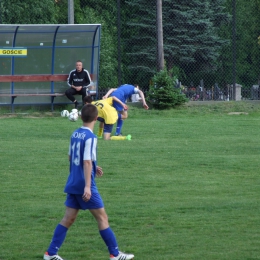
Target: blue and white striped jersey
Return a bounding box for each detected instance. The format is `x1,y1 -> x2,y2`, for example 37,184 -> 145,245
64,126 -> 98,194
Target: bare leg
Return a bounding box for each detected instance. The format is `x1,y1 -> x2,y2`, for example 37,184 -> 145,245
60,206 -> 79,228
89,208 -> 109,230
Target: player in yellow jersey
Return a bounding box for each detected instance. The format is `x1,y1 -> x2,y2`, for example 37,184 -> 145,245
83,96 -> 131,141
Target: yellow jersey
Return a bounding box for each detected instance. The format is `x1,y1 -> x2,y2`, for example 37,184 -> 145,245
92,97 -> 118,124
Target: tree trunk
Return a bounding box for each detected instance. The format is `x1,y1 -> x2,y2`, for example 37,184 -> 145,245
156,0 -> 164,71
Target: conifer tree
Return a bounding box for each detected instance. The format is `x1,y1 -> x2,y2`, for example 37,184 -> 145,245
123,0 -> 157,84
123,0 -> 230,86
147,67 -> 187,109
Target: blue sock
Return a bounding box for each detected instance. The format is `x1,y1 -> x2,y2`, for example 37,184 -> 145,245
47,224 -> 68,255
99,227 -> 119,256
115,114 -> 123,135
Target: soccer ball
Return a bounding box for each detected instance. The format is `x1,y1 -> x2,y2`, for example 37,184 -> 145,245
68,111 -> 79,122
71,108 -> 78,114
61,110 -> 69,117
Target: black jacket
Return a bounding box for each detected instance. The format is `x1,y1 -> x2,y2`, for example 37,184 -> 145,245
67,68 -> 91,87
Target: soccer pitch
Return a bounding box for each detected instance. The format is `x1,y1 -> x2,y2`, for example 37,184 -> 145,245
0,103 -> 260,259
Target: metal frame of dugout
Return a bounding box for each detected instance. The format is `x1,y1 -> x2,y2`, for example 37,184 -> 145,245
0,24 -> 101,111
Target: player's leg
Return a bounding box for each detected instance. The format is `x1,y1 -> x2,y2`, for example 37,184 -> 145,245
97,118 -> 105,138
102,124 -> 130,140
90,208 -> 109,230
110,134 -> 131,141
65,87 -> 79,108
115,111 -> 128,136
44,207 -> 79,259
103,124 -> 113,140
111,98 -> 126,136
120,111 -> 128,120
90,205 -> 118,255
60,206 -> 79,228
90,208 -> 134,260
89,193 -> 118,255
44,195 -> 80,259
98,122 -> 104,138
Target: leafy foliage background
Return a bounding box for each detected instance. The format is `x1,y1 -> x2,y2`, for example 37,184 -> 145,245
1,0 -> 260,97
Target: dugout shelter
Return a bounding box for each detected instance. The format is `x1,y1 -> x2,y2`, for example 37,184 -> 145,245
0,24 -> 101,110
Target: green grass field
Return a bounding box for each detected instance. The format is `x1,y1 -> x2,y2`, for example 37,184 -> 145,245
0,101 -> 260,260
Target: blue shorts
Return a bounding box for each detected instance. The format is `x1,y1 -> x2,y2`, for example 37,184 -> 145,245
104,124 -> 113,134
65,193 -> 104,210
97,117 -> 114,134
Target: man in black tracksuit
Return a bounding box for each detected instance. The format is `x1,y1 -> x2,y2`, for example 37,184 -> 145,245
65,60 -> 92,108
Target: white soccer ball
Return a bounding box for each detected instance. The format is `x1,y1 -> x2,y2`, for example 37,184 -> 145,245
68,111 -> 79,122
61,110 -> 69,117
71,108 -> 78,114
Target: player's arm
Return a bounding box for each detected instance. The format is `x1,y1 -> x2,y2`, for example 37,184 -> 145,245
137,89 -> 149,110
103,88 -> 117,99
112,96 -> 128,110
82,159 -> 92,201
68,144 -> 71,161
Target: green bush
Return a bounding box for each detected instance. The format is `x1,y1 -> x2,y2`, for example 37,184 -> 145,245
147,67 -> 188,109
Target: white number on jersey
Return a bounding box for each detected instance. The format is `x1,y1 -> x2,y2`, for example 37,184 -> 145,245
71,141 -> 81,166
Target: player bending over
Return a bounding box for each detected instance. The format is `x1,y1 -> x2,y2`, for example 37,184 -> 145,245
84,96 -> 131,141
103,84 -> 149,136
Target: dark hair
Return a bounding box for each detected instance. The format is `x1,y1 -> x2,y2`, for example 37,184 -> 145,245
76,60 -> 82,63
83,95 -> 93,104
81,104 -> 98,123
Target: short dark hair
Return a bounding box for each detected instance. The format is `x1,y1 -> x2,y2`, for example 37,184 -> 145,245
81,104 -> 98,123
83,96 -> 93,104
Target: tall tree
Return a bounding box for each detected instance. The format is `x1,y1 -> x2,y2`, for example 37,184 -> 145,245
122,0 -> 157,86
163,0 -> 230,85
122,0 -> 230,87
157,0 -> 164,71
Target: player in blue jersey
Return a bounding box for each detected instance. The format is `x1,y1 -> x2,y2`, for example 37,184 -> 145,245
103,84 -> 149,135
43,104 -> 134,260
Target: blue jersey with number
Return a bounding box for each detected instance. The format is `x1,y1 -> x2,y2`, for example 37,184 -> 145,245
64,126 -> 98,195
